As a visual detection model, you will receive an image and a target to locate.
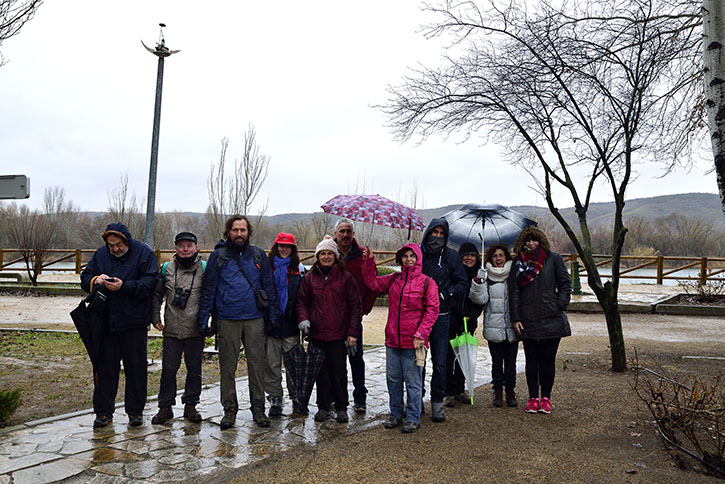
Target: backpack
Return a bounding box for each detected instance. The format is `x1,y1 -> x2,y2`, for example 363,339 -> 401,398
161,259 -> 206,283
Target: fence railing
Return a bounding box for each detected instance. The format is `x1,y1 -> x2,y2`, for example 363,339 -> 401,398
2,248 -> 724,285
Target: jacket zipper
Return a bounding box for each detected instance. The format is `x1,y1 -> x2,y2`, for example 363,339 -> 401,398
397,269 -> 409,348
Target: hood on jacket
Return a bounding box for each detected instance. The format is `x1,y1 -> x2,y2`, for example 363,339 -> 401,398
420,217 -> 450,254
103,222 -> 133,245
513,226 -> 551,255
395,243 -> 424,275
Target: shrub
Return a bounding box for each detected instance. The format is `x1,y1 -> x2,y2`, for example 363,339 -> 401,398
0,388 -> 21,426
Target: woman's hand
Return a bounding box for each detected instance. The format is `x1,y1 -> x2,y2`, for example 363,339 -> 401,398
413,337 -> 425,349
513,321 -> 524,336
362,247 -> 374,259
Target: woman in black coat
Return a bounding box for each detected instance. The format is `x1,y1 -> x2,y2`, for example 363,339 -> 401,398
509,227 -> 571,415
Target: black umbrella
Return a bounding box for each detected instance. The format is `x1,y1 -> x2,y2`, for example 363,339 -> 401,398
282,338 -> 326,416
442,203 -> 537,251
70,289 -> 107,383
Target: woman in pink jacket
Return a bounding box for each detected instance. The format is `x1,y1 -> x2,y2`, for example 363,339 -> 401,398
362,243 -> 439,433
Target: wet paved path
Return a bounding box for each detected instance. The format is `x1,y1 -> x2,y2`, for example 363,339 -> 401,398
0,346 -> 524,483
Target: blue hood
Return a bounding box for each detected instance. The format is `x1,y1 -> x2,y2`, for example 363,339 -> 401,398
103,222 -> 134,246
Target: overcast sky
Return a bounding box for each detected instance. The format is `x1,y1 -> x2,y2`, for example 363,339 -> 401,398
0,0 -> 718,216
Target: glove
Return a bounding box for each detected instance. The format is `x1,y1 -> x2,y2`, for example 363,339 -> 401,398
477,267 -> 488,281
298,319 -> 311,334
347,340 -> 357,358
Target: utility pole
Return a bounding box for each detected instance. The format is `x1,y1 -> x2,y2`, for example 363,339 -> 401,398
142,23 -> 179,248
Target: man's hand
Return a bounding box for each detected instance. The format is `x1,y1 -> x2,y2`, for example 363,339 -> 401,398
153,322 -> 164,331
104,277 -> 123,292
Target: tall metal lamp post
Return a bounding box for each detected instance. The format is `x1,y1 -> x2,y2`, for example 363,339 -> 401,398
142,23 -> 179,248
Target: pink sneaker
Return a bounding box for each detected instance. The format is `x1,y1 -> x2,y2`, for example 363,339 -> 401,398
538,397 -> 551,414
525,398 -> 539,413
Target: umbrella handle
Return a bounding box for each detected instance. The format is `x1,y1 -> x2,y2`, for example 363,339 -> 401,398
463,317 -> 469,334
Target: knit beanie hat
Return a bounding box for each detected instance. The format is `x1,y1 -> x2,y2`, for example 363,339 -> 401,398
315,238 -> 339,259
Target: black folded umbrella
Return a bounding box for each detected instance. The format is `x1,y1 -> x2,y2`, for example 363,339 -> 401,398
70,289 -> 107,382
282,338 -> 326,415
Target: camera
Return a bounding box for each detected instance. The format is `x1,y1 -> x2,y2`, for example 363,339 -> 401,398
171,287 -> 191,309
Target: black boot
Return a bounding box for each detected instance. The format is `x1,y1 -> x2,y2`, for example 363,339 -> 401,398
506,388 -> 518,407
493,389 -> 503,407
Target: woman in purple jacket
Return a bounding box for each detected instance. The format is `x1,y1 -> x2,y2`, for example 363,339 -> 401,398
362,243 -> 439,433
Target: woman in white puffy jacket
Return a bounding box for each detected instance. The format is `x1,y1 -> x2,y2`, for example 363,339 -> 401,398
469,243 -> 519,408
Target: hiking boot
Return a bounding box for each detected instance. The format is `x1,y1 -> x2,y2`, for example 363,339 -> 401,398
268,396 -> 283,418
128,415 -> 143,427
353,402 -> 367,413
493,389 -> 503,408
455,392 -> 472,405
184,403 -> 202,423
538,397 -> 552,414
220,409 -> 237,429
383,416 -> 402,429
525,398 -> 539,413
314,409 -> 331,422
505,389 -> 518,407
253,411 -> 271,428
93,415 -> 113,428
431,402 -> 446,422
336,410 -> 349,423
401,420 -> 420,434
443,395 -> 456,408
151,406 -> 173,424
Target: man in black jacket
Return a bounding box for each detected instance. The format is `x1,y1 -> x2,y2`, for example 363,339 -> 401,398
419,218 -> 469,422
80,223 -> 159,428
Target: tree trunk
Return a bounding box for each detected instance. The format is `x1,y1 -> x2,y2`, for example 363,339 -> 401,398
703,0 -> 725,218
587,275 -> 627,372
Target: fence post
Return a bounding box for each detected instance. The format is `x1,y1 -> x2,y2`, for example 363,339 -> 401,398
656,256 -> 664,285
0,248 -> 3,269
700,257 -> 708,286
75,249 -> 82,274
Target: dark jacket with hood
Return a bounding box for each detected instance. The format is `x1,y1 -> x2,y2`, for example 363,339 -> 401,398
449,242 -> 483,335
419,218 -> 469,316
197,238 -> 279,332
509,227 -> 572,340
80,223 -> 159,332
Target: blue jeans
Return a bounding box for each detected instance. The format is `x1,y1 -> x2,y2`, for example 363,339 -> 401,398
386,347 -> 422,424
421,313 -> 450,403
348,323 -> 367,405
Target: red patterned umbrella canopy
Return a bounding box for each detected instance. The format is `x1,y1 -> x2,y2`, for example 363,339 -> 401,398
321,194 -> 425,231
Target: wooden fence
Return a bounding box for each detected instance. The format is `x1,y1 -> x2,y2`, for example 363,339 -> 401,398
1,248 -> 724,285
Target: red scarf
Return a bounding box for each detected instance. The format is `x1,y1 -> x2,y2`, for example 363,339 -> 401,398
515,247 -> 547,288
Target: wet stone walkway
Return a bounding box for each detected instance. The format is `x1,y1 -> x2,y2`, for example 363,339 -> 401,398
0,346 -> 524,483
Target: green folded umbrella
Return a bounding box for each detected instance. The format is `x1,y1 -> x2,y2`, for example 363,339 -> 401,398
449,317 -> 478,405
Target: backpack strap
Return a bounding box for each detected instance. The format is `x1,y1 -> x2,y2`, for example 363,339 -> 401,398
201,260 -> 207,272
161,261 -> 170,283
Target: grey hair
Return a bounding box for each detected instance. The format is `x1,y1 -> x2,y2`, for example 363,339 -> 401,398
334,218 -> 355,232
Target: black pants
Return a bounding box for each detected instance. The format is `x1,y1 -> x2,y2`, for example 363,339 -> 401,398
347,323 -> 367,406
488,340 -> 519,390
158,336 -> 204,408
94,326 -> 148,417
522,338 -> 561,399
311,338 -> 349,411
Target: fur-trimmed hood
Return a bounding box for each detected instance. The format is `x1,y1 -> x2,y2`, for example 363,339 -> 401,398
512,226 -> 551,254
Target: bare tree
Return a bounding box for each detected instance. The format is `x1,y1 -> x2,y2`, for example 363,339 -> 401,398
8,205 -> 55,285
382,0 -> 702,371
107,172 -> 145,240
0,0 -> 43,67
206,124 -> 270,240
42,186 -> 79,248
703,0 -> 725,217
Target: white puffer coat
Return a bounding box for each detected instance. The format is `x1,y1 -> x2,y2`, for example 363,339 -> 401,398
469,261 -> 518,343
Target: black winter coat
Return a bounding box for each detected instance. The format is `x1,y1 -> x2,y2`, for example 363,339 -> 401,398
80,223 -> 159,332
509,251 -> 572,340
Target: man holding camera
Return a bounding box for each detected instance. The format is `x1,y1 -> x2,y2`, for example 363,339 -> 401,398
198,215 -> 279,429
80,222 -> 159,428
150,232 -> 206,425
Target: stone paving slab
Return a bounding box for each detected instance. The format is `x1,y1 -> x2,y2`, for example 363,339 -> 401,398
0,345 -> 523,483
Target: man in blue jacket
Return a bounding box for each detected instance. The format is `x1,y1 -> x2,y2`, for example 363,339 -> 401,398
80,223 -> 159,428
420,218 -> 469,423
198,215 -> 279,429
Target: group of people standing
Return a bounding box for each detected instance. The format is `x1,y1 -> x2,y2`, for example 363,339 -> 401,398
80,214 -> 571,433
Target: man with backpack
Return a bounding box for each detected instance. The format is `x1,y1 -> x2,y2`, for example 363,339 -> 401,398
198,215 -> 279,429
151,231 -> 206,425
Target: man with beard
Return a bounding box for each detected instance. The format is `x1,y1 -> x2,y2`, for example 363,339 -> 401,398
80,222 -> 159,428
333,218 -> 378,412
198,215 -> 279,429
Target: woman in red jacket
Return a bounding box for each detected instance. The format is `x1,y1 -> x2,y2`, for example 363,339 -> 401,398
362,243 -> 439,433
296,238 -> 362,424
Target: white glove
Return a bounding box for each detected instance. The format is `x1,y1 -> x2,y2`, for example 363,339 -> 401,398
298,320 -> 311,334
477,267 -> 488,281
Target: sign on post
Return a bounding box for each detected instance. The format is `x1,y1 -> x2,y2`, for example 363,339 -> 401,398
0,175 -> 30,199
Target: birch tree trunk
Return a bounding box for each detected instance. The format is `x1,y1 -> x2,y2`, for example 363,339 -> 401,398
703,0 -> 725,218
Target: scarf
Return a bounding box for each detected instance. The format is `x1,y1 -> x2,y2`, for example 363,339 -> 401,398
515,247 -> 547,288
273,255 -> 291,313
485,260 -> 512,283
176,253 -> 197,269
